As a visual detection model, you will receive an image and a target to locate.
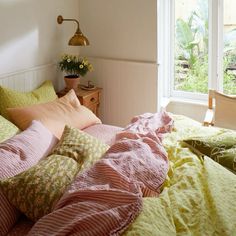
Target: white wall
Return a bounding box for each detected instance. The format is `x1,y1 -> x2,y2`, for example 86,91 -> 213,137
78,0 -> 158,126
79,0 -> 157,62
86,58 -> 158,127
0,0 -> 80,90
0,1 -> 205,125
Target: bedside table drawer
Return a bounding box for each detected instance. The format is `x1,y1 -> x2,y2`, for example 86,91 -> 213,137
57,87 -> 102,117
82,92 -> 99,106
87,104 -> 98,115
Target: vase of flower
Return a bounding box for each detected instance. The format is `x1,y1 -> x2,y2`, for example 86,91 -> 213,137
58,54 -> 93,91
64,75 -> 80,91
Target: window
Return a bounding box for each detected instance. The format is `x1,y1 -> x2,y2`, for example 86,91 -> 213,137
223,0 -> 236,94
158,0 -> 236,102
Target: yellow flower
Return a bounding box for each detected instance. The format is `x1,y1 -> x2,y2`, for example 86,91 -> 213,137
82,59 -> 89,66
61,54 -> 66,59
67,58 -> 71,63
88,64 -> 93,71
79,64 -> 84,69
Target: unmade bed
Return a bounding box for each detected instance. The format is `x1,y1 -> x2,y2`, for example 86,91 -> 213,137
2,114 -> 236,236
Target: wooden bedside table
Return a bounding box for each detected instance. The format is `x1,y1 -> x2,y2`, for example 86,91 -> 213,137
57,86 -> 102,117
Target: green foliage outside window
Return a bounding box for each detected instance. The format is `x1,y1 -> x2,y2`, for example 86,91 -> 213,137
175,0 -> 236,95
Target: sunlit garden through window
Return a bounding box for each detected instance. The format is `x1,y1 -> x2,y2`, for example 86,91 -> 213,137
174,0 -> 236,95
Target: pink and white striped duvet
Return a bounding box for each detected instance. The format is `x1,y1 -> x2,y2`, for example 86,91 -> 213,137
27,111 -> 173,236
0,121 -> 58,236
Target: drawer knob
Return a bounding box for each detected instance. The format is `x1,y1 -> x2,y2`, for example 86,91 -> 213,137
90,97 -> 95,102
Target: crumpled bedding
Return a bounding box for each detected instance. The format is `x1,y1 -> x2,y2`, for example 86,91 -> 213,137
124,114 -> 236,236
7,115 -> 236,236
27,111 -> 173,236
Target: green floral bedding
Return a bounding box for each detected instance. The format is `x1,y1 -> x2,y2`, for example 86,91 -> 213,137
124,115 -> 236,236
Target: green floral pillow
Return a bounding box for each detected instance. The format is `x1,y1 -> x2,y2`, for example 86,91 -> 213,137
0,125 -> 110,222
52,125 -> 110,172
211,147 -> 236,173
0,80 -> 57,119
0,155 -> 79,221
0,115 -> 20,142
183,130 -> 236,174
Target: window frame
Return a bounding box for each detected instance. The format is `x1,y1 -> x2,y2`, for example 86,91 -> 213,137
158,0 -> 225,103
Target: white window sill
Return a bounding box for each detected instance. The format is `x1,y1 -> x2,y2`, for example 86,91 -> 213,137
160,96 -> 208,109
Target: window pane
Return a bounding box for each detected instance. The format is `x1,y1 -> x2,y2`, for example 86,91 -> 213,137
223,0 -> 236,95
174,0 -> 209,93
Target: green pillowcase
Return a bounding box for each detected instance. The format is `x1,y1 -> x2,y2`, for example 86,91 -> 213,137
0,80 -> 57,119
183,130 -> 236,174
0,155 -> 79,221
212,147 -> 236,173
52,125 -> 110,172
0,115 -> 20,142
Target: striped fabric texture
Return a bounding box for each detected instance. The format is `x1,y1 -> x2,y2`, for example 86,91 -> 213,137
83,124 -> 122,146
28,111 -> 174,236
0,120 -> 58,236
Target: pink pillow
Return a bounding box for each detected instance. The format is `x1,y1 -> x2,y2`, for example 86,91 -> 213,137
83,124 -> 122,146
7,90 -> 101,139
0,120 -> 58,235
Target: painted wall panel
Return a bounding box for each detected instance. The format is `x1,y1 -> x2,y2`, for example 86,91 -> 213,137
78,0 -> 158,125
84,58 -> 158,127
78,0 -> 157,62
0,0 -> 79,77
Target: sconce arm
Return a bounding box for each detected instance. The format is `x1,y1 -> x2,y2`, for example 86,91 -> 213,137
57,15 -> 82,35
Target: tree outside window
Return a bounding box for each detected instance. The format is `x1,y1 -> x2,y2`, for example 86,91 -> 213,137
174,0 -> 236,95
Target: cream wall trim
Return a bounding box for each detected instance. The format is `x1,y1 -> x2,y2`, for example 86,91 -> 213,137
83,57 -> 158,127
0,63 -> 55,80
0,63 -> 59,92
86,56 -> 157,65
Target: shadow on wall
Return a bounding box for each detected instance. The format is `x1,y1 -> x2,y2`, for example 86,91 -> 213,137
0,0 -> 77,77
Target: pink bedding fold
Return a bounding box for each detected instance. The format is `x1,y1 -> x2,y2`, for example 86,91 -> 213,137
83,124 -> 122,146
28,111 -> 174,236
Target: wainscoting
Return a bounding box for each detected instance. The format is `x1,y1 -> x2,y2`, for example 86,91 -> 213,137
0,60 -> 158,127
85,57 -> 158,127
0,63 -> 59,92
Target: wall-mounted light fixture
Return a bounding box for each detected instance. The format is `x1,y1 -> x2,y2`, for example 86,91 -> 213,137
57,15 -> 89,46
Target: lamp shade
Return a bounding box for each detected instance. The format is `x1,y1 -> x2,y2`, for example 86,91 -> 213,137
57,15 -> 89,46
68,33 -> 89,46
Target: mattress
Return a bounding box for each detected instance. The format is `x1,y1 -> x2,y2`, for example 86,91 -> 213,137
7,116 -> 236,235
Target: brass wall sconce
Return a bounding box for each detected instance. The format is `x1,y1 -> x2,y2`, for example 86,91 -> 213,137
57,15 -> 89,46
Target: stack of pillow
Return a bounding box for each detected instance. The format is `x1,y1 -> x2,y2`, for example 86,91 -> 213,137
0,80 -> 57,119
0,80 -> 108,234
0,80 -> 101,139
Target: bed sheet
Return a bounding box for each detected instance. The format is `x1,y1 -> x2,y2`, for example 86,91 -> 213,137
83,123 -> 122,145
7,116 -> 236,235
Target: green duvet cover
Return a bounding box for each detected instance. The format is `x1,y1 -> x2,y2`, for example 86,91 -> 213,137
124,115 -> 236,236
